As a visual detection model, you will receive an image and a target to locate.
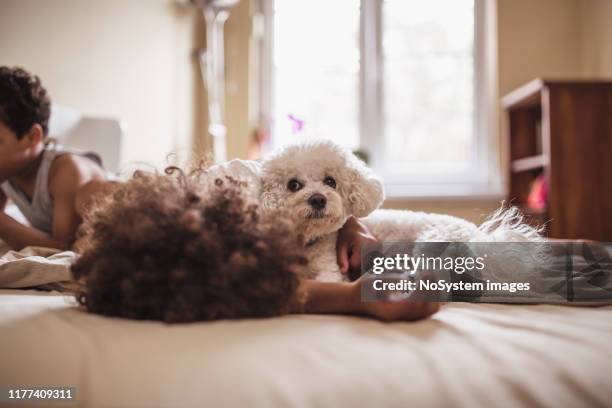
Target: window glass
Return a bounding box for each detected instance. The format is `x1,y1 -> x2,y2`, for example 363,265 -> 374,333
382,0 -> 475,176
272,0 -> 360,150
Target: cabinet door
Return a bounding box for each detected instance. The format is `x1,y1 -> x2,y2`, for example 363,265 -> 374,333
547,84 -> 612,240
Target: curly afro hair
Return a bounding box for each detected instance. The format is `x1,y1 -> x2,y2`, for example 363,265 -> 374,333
0,66 -> 51,139
71,167 -> 307,323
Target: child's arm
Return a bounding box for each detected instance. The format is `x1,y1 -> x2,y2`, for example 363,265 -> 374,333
0,155 -> 106,251
47,156 -> 88,249
0,157 -> 79,249
48,154 -> 107,249
0,212 -> 69,250
0,181 -> 77,249
299,278 -> 439,322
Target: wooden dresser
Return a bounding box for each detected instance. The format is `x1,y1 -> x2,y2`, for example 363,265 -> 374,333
502,79 -> 612,240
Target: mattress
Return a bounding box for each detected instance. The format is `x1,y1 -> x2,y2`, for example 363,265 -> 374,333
1,288 -> 611,407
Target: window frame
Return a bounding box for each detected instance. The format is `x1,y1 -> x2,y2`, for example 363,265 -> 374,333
257,0 -> 502,199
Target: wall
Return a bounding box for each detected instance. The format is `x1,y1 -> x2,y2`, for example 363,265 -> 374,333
580,0 -> 612,77
224,0 -> 255,160
0,0 -> 200,170
497,0 -> 612,94
192,13 -> 211,160
497,0 -> 584,96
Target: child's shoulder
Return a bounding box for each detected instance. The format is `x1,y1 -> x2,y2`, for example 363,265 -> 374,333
48,152 -> 105,193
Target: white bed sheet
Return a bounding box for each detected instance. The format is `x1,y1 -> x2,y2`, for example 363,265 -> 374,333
1,289 -> 611,407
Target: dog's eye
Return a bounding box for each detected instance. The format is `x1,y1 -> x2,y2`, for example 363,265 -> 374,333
287,179 -> 303,192
323,176 -> 336,189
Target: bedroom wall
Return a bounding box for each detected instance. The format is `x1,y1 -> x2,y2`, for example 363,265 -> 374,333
580,0 -> 612,78
497,0 -> 584,96
498,0 -> 612,94
0,0 -> 201,169
223,0 -> 255,161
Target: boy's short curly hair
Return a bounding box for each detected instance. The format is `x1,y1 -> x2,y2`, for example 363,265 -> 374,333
0,66 -> 51,138
71,168 -> 306,323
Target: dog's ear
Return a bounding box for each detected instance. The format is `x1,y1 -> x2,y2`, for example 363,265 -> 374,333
342,161 -> 385,217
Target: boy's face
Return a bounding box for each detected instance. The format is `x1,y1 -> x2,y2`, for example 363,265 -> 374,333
0,121 -> 36,182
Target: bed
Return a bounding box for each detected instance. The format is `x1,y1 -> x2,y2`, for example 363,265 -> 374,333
1,229 -> 612,407
1,284 -> 612,407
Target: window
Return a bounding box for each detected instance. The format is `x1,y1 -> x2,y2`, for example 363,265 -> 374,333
270,0 -> 360,150
383,0 -> 473,176
260,0 -> 500,198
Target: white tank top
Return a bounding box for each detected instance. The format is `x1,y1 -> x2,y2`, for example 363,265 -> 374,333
1,144 -> 102,234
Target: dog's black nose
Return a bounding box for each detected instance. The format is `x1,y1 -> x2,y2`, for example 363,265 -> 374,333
308,193 -> 327,210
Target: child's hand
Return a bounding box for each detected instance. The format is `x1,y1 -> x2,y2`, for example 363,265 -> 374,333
349,277 -> 440,322
336,216 -> 378,275
300,278 -> 439,322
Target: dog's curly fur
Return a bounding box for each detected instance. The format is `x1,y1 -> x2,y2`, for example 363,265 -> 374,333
261,141 -> 384,243
72,167 -> 306,323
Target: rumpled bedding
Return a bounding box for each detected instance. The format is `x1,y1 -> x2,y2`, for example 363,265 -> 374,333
0,246 -> 77,291
0,205 -> 77,291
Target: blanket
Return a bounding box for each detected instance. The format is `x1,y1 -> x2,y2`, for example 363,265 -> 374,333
0,246 -> 77,291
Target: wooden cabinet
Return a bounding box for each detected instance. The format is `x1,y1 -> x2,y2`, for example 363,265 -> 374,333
502,79 -> 612,240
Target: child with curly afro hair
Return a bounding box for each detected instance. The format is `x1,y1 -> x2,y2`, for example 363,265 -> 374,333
71,167 -> 307,323
72,165 -> 439,323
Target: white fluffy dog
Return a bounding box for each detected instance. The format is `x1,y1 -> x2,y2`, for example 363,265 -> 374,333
261,140 -> 542,282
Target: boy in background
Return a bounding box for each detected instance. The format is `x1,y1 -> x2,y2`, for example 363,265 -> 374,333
0,66 -> 108,250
